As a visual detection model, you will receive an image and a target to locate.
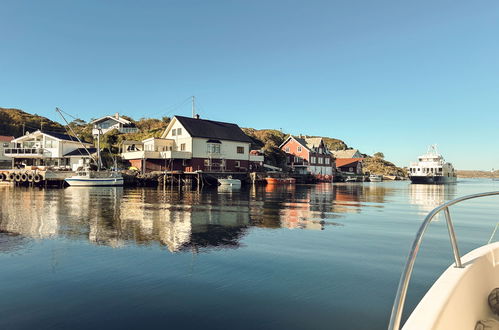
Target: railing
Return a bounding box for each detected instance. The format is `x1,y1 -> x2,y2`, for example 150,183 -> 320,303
388,191 -> 499,330
4,148 -> 44,155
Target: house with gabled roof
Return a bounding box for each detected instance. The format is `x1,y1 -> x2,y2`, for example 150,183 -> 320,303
121,115 -> 256,173
4,130 -> 95,169
335,158 -> 363,175
279,135 -> 334,176
90,112 -> 138,135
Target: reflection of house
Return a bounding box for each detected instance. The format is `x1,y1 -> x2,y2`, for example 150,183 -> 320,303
279,136 -> 334,175
336,158 -> 363,175
90,113 -> 138,135
0,135 -> 14,168
4,130 -> 95,169
121,115 -> 254,173
332,149 -> 362,159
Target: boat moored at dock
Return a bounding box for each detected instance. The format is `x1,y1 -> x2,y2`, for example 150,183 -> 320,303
408,145 -> 456,184
65,170 -> 124,186
218,176 -> 241,186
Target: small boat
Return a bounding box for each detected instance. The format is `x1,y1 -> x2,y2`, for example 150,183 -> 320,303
409,145 -> 456,184
65,170 -> 124,186
388,191 -> 499,330
345,176 -> 357,182
265,177 -> 296,184
369,174 -> 383,182
218,176 -> 241,186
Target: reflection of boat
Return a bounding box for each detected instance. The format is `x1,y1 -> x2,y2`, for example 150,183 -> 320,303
389,191 -> 499,330
369,174 -> 383,182
218,176 -> 241,186
409,184 -> 456,215
408,145 -> 456,184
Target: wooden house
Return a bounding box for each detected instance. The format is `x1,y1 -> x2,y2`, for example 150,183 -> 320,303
279,136 -> 334,176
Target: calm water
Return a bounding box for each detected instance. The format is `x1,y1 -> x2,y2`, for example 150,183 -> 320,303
1,180 -> 498,329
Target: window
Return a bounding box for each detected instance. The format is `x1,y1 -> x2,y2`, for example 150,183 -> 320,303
235,161 -> 240,167
297,146 -> 302,152
325,158 -> 330,164
319,148 -> 323,153
237,146 -> 244,154
285,147 -> 290,152
182,159 -> 188,166
204,159 -> 210,166
177,128 -> 182,136
294,156 -> 299,162
172,129 -> 177,136
180,143 -> 186,151
310,157 -> 316,164
318,157 -> 323,164
207,143 -> 220,154
3,143 -> 9,148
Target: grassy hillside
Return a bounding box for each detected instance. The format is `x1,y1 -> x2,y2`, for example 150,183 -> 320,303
0,108 -> 65,137
362,156 -> 407,176
456,170 -> 499,178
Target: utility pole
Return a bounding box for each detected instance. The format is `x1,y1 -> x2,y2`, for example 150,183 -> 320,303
40,120 -> 44,131
22,123 -> 25,135
192,96 -> 195,118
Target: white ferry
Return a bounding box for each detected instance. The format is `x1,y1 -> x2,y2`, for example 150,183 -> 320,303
408,145 -> 456,184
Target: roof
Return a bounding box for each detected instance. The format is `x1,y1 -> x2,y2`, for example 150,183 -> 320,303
0,136 -> 14,142
332,149 -> 360,159
90,114 -> 132,126
64,147 -> 97,157
304,137 -> 323,149
335,158 -> 363,167
13,130 -> 91,144
172,116 -> 253,143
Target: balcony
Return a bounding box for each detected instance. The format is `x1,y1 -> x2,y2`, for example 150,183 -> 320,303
121,150 -> 192,160
4,148 -> 44,157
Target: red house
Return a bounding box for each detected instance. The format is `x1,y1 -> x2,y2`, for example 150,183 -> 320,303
335,158 -> 363,175
279,136 -> 334,176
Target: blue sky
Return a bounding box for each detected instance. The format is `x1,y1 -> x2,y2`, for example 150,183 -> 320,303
1,0 -> 498,170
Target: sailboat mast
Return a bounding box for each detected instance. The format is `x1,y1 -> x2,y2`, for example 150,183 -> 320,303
97,129 -> 101,171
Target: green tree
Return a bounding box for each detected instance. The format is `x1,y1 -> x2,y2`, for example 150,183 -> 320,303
373,152 -> 384,159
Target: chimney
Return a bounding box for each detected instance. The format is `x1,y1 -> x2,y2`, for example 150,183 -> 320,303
195,114 -> 200,119
115,112 -> 119,119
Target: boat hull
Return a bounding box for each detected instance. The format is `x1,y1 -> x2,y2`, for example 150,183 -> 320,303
218,179 -> 241,186
409,175 -> 456,184
403,242 -> 499,330
65,177 -> 124,186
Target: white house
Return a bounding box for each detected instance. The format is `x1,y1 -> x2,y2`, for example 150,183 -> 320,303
0,135 -> 15,168
90,113 -> 138,135
121,115 -> 254,173
4,130 -> 95,170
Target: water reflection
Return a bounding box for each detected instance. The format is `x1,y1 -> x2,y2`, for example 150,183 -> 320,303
409,184 -> 457,214
0,183 -> 396,253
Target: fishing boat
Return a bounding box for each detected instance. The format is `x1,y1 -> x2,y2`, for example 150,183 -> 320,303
408,145 -> 456,184
56,108 -> 124,187
218,176 -> 241,186
345,176 -> 357,183
388,191 -> 499,330
369,174 -> 383,182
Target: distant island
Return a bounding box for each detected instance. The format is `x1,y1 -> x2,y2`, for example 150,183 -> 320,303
456,170 -> 499,178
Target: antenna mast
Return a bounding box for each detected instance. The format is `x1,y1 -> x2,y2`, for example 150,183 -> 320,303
192,96 -> 195,118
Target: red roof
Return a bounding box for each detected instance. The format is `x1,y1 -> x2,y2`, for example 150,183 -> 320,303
335,158 -> 363,167
0,136 -> 14,142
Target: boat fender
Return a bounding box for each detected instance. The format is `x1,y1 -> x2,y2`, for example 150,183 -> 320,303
33,174 -> 42,183
488,288 -> 499,315
474,319 -> 499,330
21,173 -> 28,182
27,173 -> 34,182
9,173 -> 15,181
15,173 -> 22,182
0,173 -> 5,181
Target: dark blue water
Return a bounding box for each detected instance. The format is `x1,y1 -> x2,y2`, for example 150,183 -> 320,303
0,180 -> 498,329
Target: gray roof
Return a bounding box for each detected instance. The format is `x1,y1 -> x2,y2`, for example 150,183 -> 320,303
174,116 -> 253,143
64,147 -> 97,157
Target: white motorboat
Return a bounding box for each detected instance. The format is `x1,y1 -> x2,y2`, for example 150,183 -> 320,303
408,145 -> 456,184
65,170 -> 124,186
389,191 -> 499,330
369,174 -> 383,182
218,176 -> 241,186
345,176 -> 357,182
